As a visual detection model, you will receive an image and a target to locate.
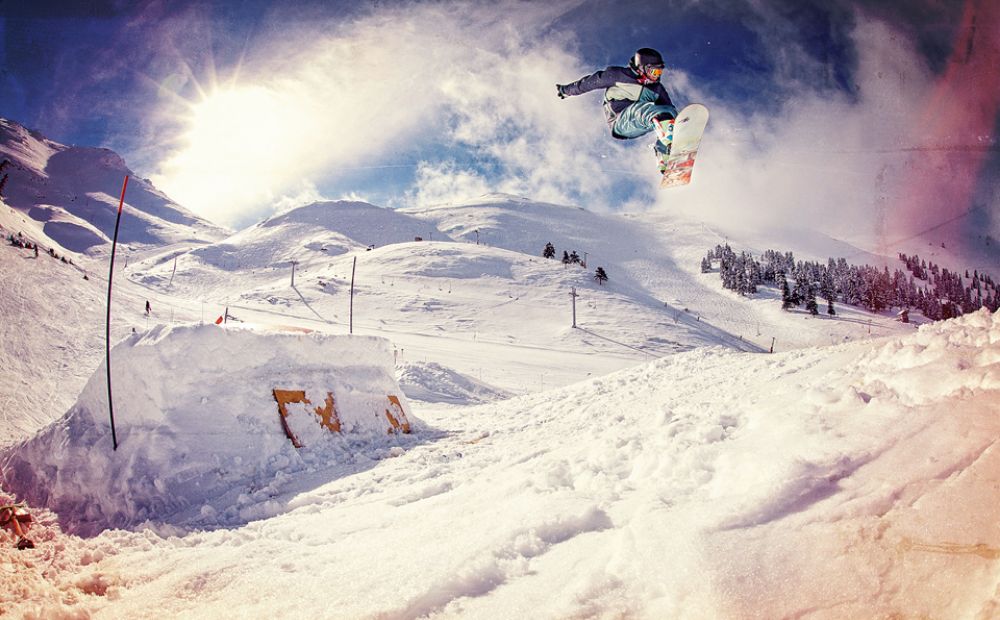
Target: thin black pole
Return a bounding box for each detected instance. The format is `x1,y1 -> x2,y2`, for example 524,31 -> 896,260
570,287 -> 578,328
349,256 -> 357,334
106,175 -> 129,451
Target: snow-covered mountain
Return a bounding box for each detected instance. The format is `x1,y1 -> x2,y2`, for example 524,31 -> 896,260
128,199 -> 452,298
0,118 -> 227,255
2,189 -> 928,448
1,154 -> 997,617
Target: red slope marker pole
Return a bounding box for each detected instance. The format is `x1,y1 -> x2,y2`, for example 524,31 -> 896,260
106,175 -> 129,451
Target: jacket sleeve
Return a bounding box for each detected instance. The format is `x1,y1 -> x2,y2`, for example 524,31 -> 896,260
560,67 -> 623,97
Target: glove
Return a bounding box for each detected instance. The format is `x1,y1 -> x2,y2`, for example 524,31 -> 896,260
556,84 -> 567,99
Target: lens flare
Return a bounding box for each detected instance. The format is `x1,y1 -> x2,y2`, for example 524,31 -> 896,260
886,0 -> 1000,256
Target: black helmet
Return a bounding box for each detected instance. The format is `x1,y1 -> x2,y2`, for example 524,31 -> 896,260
629,47 -> 665,83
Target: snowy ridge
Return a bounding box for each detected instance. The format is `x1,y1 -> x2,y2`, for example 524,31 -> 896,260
201,199 -> 450,270
0,117 -> 227,254
0,324 -> 418,536
402,193 -> 648,265
131,199 -> 451,297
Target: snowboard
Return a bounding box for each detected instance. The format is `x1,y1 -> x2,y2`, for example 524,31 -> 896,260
657,103 -> 709,189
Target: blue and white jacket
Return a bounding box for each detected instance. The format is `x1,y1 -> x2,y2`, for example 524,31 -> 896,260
560,66 -> 676,138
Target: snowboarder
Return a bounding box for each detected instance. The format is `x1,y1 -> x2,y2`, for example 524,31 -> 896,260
556,48 -> 678,169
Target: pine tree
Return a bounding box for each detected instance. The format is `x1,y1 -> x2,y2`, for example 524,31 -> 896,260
805,285 -> 819,315
569,250 -> 581,264
779,273 -> 794,310
792,270 -> 808,306
820,270 -> 836,305
594,266 -> 608,285
562,251 -> 570,265
543,242 -> 555,259
747,255 -> 761,293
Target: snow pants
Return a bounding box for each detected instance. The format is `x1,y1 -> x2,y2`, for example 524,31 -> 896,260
610,102 -> 678,140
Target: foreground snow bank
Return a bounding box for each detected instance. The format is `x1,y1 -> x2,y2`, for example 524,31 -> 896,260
4,311 -> 998,619
0,324 -> 418,535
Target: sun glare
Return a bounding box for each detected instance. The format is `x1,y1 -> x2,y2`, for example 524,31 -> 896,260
156,84 -> 320,225
189,87 -> 282,157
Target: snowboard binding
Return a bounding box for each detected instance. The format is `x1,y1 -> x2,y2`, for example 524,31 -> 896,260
652,116 -> 675,173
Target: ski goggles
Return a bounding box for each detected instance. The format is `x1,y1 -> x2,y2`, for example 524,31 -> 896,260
644,66 -> 664,80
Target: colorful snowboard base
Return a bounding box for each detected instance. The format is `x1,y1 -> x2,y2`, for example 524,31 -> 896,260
657,103 -> 709,189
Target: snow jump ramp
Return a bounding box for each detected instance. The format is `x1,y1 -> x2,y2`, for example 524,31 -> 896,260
0,324 -> 419,535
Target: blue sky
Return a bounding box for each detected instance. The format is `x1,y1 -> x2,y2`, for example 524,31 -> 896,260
2,0 -> 997,247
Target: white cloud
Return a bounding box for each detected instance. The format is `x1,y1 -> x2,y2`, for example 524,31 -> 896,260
269,179 -> 327,214
151,0 -> 611,225
408,162 -> 491,207
655,16 -> 987,251
147,0 -> 997,254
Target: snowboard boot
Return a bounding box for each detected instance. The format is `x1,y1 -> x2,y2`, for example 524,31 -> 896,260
652,115 -> 674,172
653,141 -> 671,172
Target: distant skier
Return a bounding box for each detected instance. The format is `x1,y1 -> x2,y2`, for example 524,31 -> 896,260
556,48 -> 678,168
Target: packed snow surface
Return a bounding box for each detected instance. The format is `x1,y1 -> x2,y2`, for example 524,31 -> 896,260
3,309 -> 998,618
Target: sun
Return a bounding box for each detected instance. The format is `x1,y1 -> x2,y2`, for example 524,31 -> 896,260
155,84 -> 318,225
189,86 -> 283,158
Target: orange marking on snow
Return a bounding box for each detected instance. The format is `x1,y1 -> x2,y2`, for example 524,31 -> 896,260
272,389 -> 308,448
313,392 -> 341,433
384,395 -> 411,434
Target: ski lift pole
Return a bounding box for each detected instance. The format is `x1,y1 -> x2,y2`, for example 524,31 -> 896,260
105,175 -> 129,451
350,256 -> 357,334
570,287 -> 578,328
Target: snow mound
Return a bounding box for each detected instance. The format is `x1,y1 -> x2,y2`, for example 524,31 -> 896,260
397,361 -> 512,404
193,199 -> 450,268
0,324 -> 421,535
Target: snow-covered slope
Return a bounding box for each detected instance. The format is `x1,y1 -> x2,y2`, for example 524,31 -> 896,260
3,181 -> 997,618
403,194 -> 921,351
2,192 -> 926,448
0,201 -> 111,442
0,118 -> 227,254
130,199 -> 451,298
0,198 -> 215,447
133,207 -> 764,361
3,307 -> 997,618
